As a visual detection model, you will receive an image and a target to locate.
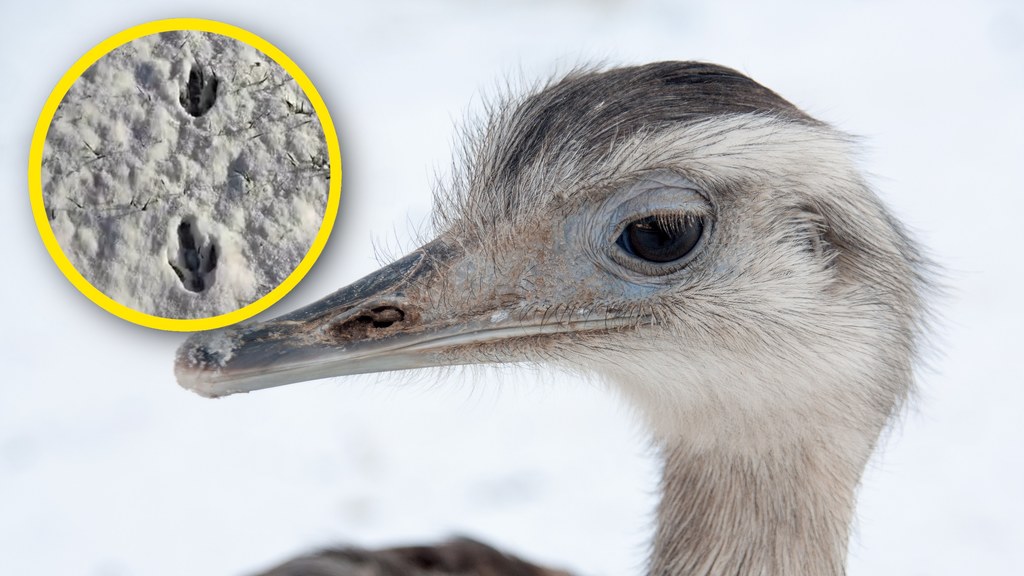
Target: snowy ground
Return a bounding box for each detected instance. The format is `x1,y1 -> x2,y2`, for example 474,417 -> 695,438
42,30 -> 328,319
2,1 -> 1022,575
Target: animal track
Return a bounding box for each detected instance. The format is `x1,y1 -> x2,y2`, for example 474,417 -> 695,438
179,63 -> 218,117
169,219 -> 218,292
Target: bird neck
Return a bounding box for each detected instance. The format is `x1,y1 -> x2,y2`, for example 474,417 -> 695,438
649,438 -> 863,576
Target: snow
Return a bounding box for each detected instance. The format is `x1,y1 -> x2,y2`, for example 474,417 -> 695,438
2,1 -> 1023,576
41,30 -> 329,319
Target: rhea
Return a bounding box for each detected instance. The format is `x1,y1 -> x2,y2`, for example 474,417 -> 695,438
176,62 -> 929,576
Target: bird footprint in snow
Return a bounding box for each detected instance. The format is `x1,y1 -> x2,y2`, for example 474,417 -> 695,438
169,219 -> 218,292
179,63 -> 218,118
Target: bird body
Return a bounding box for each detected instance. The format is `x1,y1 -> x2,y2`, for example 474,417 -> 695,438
176,62 -> 930,575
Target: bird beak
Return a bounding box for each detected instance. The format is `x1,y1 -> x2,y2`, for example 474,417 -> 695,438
175,240 -> 627,398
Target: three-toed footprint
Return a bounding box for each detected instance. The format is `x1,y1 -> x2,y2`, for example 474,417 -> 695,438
179,62 -> 218,118
169,218 -> 218,293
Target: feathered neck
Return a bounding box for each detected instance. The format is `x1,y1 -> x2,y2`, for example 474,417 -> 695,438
648,435 -> 871,576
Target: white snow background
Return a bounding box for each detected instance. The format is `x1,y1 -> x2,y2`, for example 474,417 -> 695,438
1,1 -> 1022,575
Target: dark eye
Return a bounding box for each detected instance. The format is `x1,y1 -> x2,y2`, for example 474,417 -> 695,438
617,215 -> 704,263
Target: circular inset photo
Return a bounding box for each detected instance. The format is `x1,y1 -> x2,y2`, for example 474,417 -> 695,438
29,19 -> 342,331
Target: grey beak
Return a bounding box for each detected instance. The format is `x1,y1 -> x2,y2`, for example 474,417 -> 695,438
175,241 -> 461,398
175,238 -> 636,399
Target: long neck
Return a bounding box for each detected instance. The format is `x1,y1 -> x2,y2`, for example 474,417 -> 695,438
648,439 -> 865,576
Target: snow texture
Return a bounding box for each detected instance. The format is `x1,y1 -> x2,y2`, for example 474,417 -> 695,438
2,2 -> 1023,576
42,30 -> 329,319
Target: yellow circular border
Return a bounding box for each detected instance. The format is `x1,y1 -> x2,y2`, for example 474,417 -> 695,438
28,18 -> 342,332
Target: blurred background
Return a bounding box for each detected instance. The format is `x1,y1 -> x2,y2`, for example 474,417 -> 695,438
1,1 -> 1021,574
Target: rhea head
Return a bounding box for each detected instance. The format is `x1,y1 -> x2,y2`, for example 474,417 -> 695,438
175,62 -> 930,575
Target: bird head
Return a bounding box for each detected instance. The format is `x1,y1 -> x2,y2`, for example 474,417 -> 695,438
176,63 -> 928,451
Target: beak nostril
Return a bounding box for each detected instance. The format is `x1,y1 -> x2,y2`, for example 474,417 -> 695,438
367,306 -> 405,328
354,306 -> 405,329
331,305 -> 408,340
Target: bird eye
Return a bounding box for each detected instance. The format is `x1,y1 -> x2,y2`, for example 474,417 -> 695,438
616,214 -> 704,264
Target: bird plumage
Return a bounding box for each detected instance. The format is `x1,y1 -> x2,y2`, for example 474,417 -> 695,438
176,61 -> 931,575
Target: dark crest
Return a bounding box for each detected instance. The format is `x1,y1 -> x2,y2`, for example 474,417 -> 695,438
490,62 -> 816,185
